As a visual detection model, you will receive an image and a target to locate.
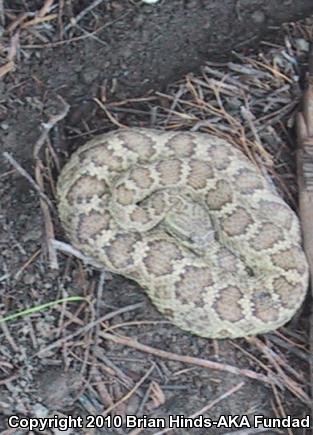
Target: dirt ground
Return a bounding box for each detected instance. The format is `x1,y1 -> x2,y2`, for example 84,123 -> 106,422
0,1 -> 312,435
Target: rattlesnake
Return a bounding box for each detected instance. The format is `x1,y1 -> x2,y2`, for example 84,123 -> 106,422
57,128 -> 308,338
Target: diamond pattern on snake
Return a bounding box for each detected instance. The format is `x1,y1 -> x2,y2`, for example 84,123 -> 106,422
57,128 -> 308,338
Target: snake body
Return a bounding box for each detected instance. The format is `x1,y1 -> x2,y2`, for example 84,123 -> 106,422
57,128 -> 308,338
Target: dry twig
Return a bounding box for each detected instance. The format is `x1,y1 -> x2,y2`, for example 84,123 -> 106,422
99,331 -> 280,387
296,46 -> 313,414
34,303 -> 144,357
63,0 -> 107,33
33,96 -> 70,270
2,152 -> 54,209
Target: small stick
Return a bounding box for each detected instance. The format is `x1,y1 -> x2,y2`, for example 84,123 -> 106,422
14,249 -> 41,280
21,14 -> 57,29
38,0 -> 55,17
34,303 -> 144,357
94,98 -> 126,128
33,96 -> 70,158
33,96 -> 70,270
296,46 -> 313,415
2,152 -> 54,209
99,331 -> 281,387
63,0 -> 107,33
52,239 -> 105,270
102,364 -> 155,417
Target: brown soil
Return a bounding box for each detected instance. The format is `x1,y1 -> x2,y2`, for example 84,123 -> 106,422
0,2 -> 312,434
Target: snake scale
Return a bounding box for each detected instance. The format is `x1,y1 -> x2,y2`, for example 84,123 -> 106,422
57,128 -> 308,338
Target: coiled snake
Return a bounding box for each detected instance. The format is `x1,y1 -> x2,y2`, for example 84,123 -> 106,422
57,128 -> 308,338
